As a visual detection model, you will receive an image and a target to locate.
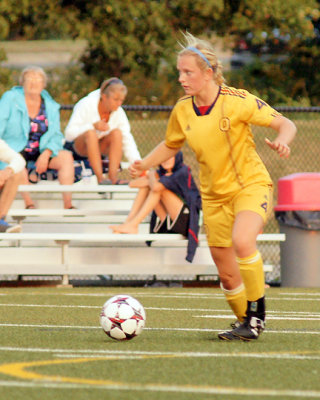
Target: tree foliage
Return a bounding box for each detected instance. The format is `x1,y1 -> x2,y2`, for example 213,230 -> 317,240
226,0 -> 320,105
78,1 -> 174,79
1,0 -> 320,104
0,0 -> 82,39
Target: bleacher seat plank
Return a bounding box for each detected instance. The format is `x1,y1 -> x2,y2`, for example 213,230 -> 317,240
0,232 -> 285,243
0,263 -> 218,276
3,182 -> 285,286
8,208 -> 130,218
18,184 -> 137,193
0,232 -> 185,242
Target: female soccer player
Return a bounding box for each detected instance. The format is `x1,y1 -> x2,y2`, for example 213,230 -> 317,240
129,32 -> 296,341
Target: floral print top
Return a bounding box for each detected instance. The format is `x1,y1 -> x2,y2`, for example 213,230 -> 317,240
24,99 -> 48,156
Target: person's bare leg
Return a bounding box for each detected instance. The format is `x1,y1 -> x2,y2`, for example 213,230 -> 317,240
74,130 -> 104,183
113,190 -> 162,233
153,201 -> 168,223
0,171 -> 22,218
112,187 -> 184,233
125,187 -> 150,222
210,246 -> 242,290
20,168 -> 35,208
232,210 -> 264,258
158,190 -> 184,221
109,187 -> 150,232
49,150 -> 74,209
100,129 -> 122,184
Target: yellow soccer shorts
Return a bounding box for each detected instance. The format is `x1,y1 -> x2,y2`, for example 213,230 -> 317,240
203,184 -> 273,247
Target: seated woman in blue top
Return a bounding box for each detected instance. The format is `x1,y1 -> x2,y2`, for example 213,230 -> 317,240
110,151 -> 201,262
0,66 -> 74,209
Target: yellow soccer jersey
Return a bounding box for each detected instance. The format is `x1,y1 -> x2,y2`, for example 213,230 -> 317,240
165,85 -> 281,202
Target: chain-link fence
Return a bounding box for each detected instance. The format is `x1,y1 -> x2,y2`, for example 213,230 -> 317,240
61,105 -> 320,283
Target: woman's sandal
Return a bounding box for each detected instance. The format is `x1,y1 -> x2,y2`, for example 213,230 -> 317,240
25,204 -> 36,209
115,179 -> 129,185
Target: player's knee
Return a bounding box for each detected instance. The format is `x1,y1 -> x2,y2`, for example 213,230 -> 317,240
232,234 -> 255,258
219,272 -> 238,291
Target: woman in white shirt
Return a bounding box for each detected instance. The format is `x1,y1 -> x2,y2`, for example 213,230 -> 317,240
65,78 -> 141,184
0,139 -> 26,232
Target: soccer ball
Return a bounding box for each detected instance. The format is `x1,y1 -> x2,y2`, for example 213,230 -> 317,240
100,294 -> 146,340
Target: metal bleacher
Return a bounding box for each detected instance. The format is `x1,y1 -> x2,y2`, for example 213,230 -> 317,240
0,179 -> 285,286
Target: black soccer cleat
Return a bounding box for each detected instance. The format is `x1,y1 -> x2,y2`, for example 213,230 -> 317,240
220,297 -> 266,341
230,320 -> 241,329
232,316 -> 265,341
218,329 -> 241,341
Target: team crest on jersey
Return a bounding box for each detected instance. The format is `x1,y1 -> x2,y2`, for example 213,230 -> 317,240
219,117 -> 230,132
256,98 -> 267,110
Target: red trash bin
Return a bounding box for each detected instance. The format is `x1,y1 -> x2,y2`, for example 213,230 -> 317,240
275,173 -> 320,287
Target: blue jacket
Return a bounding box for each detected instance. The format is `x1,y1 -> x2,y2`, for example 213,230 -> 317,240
0,86 -> 63,169
150,151 -> 202,262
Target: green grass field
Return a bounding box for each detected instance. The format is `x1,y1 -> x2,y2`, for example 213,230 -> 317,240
0,287 -> 319,399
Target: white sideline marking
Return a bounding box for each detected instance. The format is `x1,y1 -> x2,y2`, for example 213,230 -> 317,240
0,379 -> 319,398
6,290 -> 320,298
194,315 -> 320,321
62,292 -> 320,301
0,303 -> 320,317
0,303 -> 101,309
1,303 -> 320,320
0,346 -> 319,361
0,323 -> 319,335
263,297 -> 320,302
280,292 -> 320,296
11,292 -> 320,302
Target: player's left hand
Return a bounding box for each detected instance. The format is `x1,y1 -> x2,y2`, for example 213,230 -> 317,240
265,138 -> 291,158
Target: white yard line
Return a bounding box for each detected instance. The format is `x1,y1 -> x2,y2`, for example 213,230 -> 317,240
280,292 -> 320,296
1,303 -> 320,319
194,314 -> 320,321
0,379 -> 319,398
0,347 -> 319,397
2,291 -> 320,301
0,323 -> 319,335
0,346 -> 319,360
0,303 -> 101,309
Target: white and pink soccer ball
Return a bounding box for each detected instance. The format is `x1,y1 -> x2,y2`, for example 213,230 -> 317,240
100,295 -> 146,340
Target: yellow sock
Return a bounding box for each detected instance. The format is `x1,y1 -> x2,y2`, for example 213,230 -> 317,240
220,282 -> 247,322
236,250 -> 265,301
